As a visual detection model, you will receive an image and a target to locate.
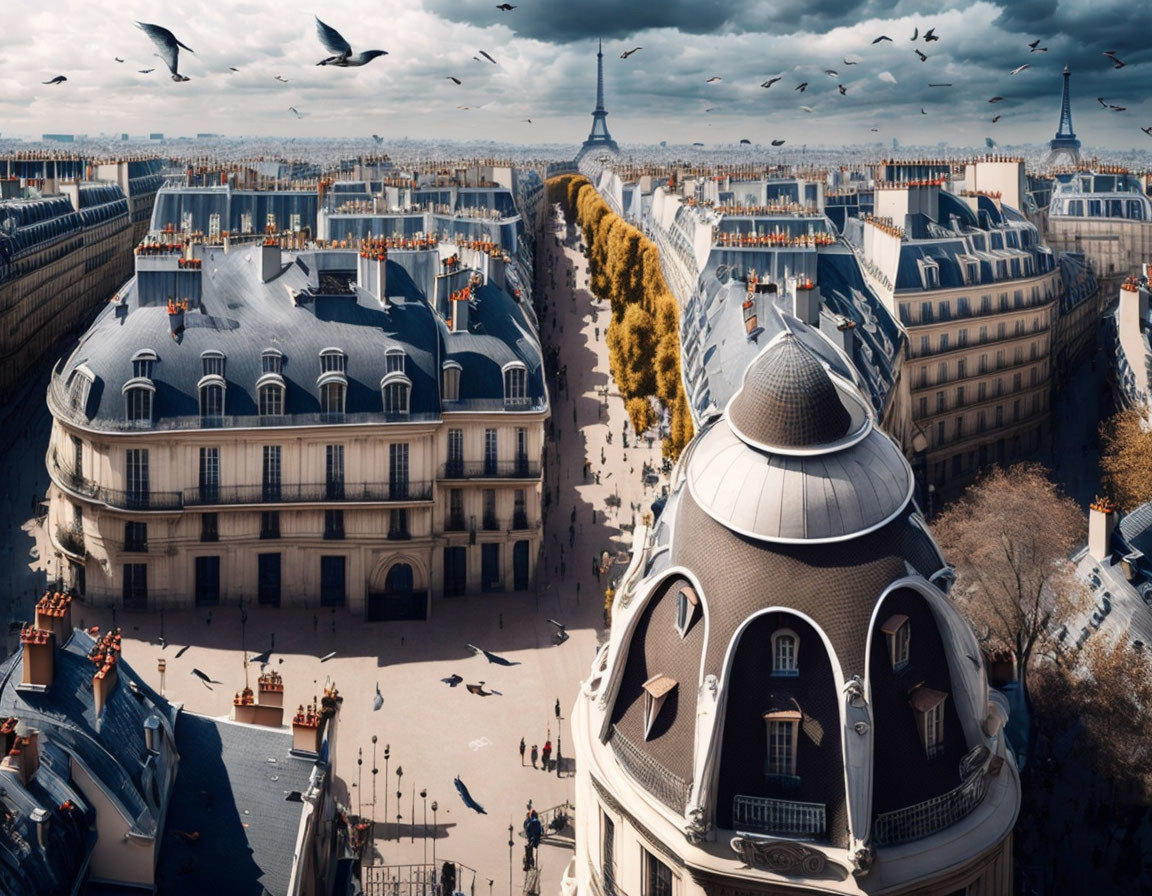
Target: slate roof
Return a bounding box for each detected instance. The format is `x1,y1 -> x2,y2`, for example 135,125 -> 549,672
157,714 -> 315,896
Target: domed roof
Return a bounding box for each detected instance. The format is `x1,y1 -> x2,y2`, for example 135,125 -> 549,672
728,334 -> 853,451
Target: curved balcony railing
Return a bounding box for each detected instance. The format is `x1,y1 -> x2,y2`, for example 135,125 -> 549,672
873,765 -> 990,846
50,453 -> 182,511
607,724 -> 691,814
732,793 -> 826,838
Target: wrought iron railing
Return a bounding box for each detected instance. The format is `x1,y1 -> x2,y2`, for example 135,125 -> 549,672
438,460 -> 541,479
50,453 -> 182,510
607,725 -> 691,814
363,862 -> 482,896
732,794 -> 826,838
183,481 -> 433,506
873,768 -> 990,846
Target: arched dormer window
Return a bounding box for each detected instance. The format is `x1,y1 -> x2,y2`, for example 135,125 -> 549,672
257,373 -> 284,417
642,674 -> 677,741
771,629 -> 799,677
262,349 -> 284,375
881,615 -> 911,670
442,361 -> 462,402
122,378 -> 155,424
381,371 -> 411,417
320,348 -> 346,374
201,350 -> 225,378
198,375 -> 226,420
131,349 -> 157,379
318,372 -> 347,415
675,585 -> 700,638
385,348 -> 406,375
502,361 -> 528,408
66,366 -> 94,414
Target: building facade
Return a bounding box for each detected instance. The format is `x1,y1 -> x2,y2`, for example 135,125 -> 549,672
568,335 -> 1019,896
45,236 -> 547,617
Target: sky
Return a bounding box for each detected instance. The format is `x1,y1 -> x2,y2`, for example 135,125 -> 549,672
1,0 -> 1150,151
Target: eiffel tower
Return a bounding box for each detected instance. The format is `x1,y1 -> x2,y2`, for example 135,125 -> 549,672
1045,65 -> 1081,166
580,39 -> 619,157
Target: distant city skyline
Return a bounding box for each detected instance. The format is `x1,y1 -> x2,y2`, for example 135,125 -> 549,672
1,0 -> 1150,151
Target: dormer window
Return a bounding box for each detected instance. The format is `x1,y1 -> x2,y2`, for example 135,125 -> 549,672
675,585 -> 699,638
771,629 -> 799,677
257,375 -> 284,417
320,348 -> 346,374
386,348 -> 406,374
642,674 -> 677,740
918,259 -> 940,290
262,349 -> 283,375
201,350 -> 225,378
503,362 -> 528,408
318,374 -> 347,415
908,685 -> 947,759
763,709 -> 802,778
66,367 -> 94,413
198,376 -> 225,419
131,349 -> 157,379
442,361 -> 462,402
381,372 -> 411,417
123,379 -> 154,424
882,615 -> 911,670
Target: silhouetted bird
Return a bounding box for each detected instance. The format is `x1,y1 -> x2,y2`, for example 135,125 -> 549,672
771,139 -> 785,146
761,77 -> 781,88
1010,64 -> 1030,75
373,683 -> 384,711
467,643 -> 520,665
620,47 -> 642,59
446,76 -> 461,84
872,35 -> 892,43
838,84 -> 847,95
441,673 -> 463,687
454,776 -> 487,814
478,50 -> 497,64
914,49 -> 927,61
138,68 -> 154,73
739,138 -> 751,144
137,22 -> 193,81
496,3 -> 516,9
115,57 -> 125,62
705,76 -> 722,82
910,26 -> 918,41
42,76 -> 67,85
1142,126 -> 1152,137
988,96 -> 1004,103
795,81 -> 808,91
315,16 -> 387,67
923,28 -> 938,41
992,115 -> 1002,122
1103,50 -> 1125,69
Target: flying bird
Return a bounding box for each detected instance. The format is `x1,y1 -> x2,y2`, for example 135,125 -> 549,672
800,105 -> 814,113
522,119 -> 532,124
466,681 -> 501,696
921,108 -> 928,115
923,27 -> 938,41
873,35 -> 892,43
771,139 -> 786,146
289,106 -> 304,117
988,96 -> 1004,103
249,649 -> 272,665
844,55 -> 861,65
441,673 -> 463,686
454,776 -> 487,814
878,71 -> 897,84
620,47 -> 643,59
446,76 -> 462,84
992,115 -> 1002,122
478,50 -> 497,64
42,75 -> 67,85
929,83 -> 953,87
373,682 -> 384,711
137,22 -> 193,81
175,645 -> 191,658
1010,64 -> 1030,75
705,76 -> 722,82
704,107 -> 718,112
138,68 -> 154,74
1030,44 -> 1048,52
870,127 -> 879,132
824,69 -> 838,77
1141,126 -> 1152,136
1108,103 -> 1127,112
191,668 -> 221,687
1097,96 -> 1109,107
496,3 -> 516,9
114,57 -> 124,63
228,66 -> 240,72
315,16 -> 387,66
1103,50 -> 1125,68
838,84 -> 847,95
1028,39 -> 1043,49
467,643 -> 520,666
739,138 -> 751,144
914,49 -> 927,61
274,74 -> 289,82
795,82 -> 808,91
761,77 -> 781,88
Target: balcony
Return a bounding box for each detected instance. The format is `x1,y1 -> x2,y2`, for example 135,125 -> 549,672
607,724 -> 691,814
873,766 -> 989,846
482,515 -> 500,531
50,454 -> 182,511
732,794 -> 826,839
445,514 -> 468,532
512,512 -> 529,530
183,480 -> 433,507
439,459 -> 541,480
55,523 -> 85,557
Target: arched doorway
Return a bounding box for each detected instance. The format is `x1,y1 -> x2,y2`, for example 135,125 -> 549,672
385,563 -> 414,593
513,541 -> 530,591
366,559 -> 427,621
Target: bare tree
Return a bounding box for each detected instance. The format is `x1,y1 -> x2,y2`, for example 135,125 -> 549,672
1099,408 -> 1152,511
933,463 -> 1087,694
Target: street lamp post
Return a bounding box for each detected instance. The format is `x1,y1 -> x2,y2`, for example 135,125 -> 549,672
382,743 -> 390,839
411,782 -> 416,843
431,801 -> 438,871
396,765 -> 404,840
421,789 -> 428,865
371,736 -> 379,833
357,748 -> 363,817
507,824 -> 514,896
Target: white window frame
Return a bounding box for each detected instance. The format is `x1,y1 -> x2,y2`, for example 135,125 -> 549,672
881,614 -> 911,670
763,711 -> 801,777
122,379 -> 155,424
257,376 -> 285,417
67,367 -> 94,413
198,375 -> 226,418
319,348 -> 346,374
385,348 -> 406,374
200,350 -> 225,378
674,585 -> 699,638
131,349 -> 157,380
318,372 -> 347,414
502,361 -> 529,407
381,372 -> 411,417
771,628 -> 799,677
261,349 -> 284,375
441,361 -> 462,402
908,686 -> 948,759
641,674 -> 677,741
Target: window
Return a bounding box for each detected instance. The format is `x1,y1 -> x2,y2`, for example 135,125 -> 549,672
448,488 -> 465,530
955,386 -> 965,408
675,585 -> 699,637
771,629 -> 799,676
320,348 -> 346,373
262,349 -> 283,375
123,563 -> 148,609
601,813 -> 617,896
957,358 -> 967,378
909,686 -> 947,759
935,391 -> 945,413
515,427 -> 528,475
881,614 -> 910,670
920,301 -> 934,324
195,556 -> 221,607
198,447 -> 219,502
326,445 -> 345,499
386,348 -> 406,374
764,711 -> 800,777
261,511 -> 280,539
937,362 -> 947,384
200,513 -> 218,542
67,370 -> 93,414
917,396 -> 928,418
642,849 -> 673,896
259,381 -> 284,417
442,362 -> 462,401
642,674 -> 677,740
389,508 -> 410,539
381,373 -> 410,417
199,378 -> 225,419
503,363 -> 528,407
957,329 -> 968,348
513,489 -> 528,530
484,428 -> 498,474
124,521 -> 148,552
131,349 -> 156,379
446,429 -> 464,477
938,333 -> 949,353
320,379 -> 346,415
72,436 -> 83,479
262,446 -> 281,501
126,449 -> 149,506
258,553 -> 281,606
919,335 -> 930,357
324,509 -> 345,540
201,350 -> 225,378
483,489 -> 498,530
124,382 -> 153,423
321,555 -> 346,606
389,443 -> 409,500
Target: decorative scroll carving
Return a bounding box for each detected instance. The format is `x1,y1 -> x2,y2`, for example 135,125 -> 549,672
842,674 -> 866,706
850,845 -> 874,877
684,805 -> 711,844
729,837 -> 837,878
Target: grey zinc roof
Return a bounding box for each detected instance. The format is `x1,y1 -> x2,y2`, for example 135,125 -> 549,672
157,714 -> 315,896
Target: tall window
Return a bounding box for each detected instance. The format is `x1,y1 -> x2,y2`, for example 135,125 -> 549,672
72,436 -> 83,479
325,445 -> 345,499
388,508 -> 410,539
484,428 -> 498,475
515,427 -> 528,474
324,509 -> 345,540
442,362 -> 461,401
513,489 -> 527,529
199,379 -> 225,419
125,384 -> 153,423
200,513 -> 218,542
771,630 -> 799,676
503,363 -> 528,407
389,443 -> 409,500
765,714 -> 799,777
201,351 -> 225,378
259,382 -> 283,417
882,615 -> 911,670
446,429 -> 464,476
601,813 -> 616,896
199,447 -> 219,502
131,350 -> 156,379
483,489 -> 498,530
386,348 -> 406,374
124,521 -> 148,552
261,511 -> 280,539
320,379 -> 346,415
381,373 -> 410,417
67,370 -> 93,414
126,449 -> 149,507
320,555 -> 346,607
262,446 -> 281,501
449,488 -> 465,530
909,686 -> 947,759
642,850 -> 673,896
320,348 -> 346,373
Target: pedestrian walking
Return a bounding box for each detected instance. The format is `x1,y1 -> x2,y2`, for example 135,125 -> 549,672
530,744 -> 538,768
520,737 -> 526,765
555,698 -> 561,720
541,739 -> 552,771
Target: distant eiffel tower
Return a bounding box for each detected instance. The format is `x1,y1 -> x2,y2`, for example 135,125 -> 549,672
1045,65 -> 1081,166
580,39 -> 619,157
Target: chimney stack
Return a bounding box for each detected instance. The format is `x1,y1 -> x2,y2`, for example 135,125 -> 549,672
31,807 -> 50,850
1088,497 -> 1118,562
20,627 -> 55,690
34,591 -> 72,645
291,699 -> 322,756
87,628 -> 122,720
260,240 -> 282,282
0,724 -> 41,786
451,290 -> 471,333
